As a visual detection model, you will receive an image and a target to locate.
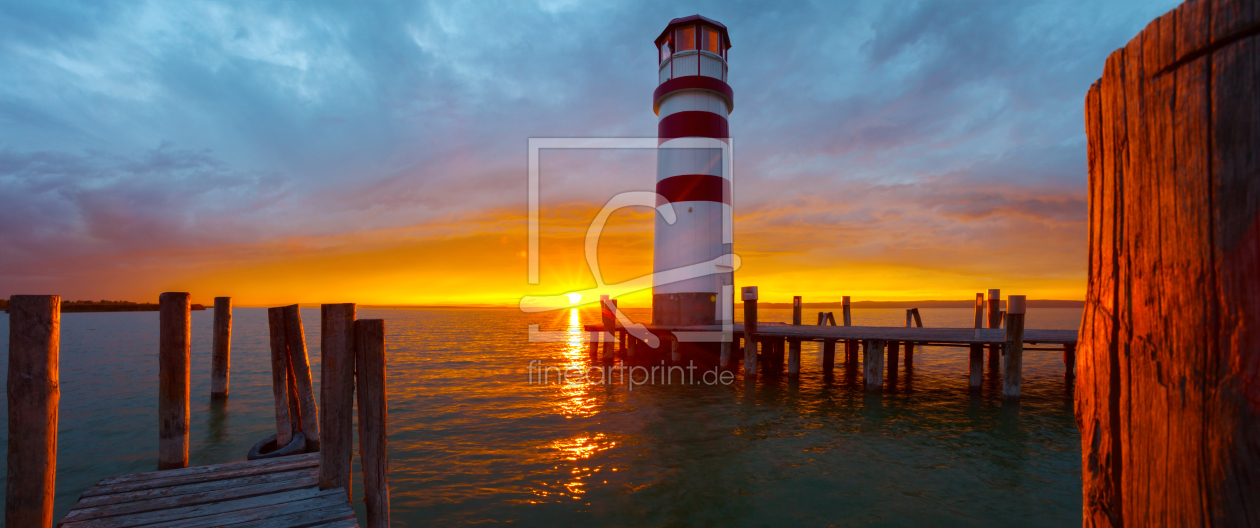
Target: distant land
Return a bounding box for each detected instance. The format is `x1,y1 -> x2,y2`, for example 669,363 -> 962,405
1,300 -> 206,313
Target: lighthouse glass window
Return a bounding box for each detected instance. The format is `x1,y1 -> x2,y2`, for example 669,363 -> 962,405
676,26 -> 695,51
702,27 -> 721,54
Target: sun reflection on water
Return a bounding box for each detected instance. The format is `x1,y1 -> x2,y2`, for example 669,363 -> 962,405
550,308 -> 599,419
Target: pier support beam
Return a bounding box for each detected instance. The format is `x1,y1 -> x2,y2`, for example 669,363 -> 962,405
158,292 -> 191,471
863,339 -> 884,391
282,305 -> 320,451
741,287 -> 758,375
1002,295 -> 1025,400
822,340 -> 835,374
211,297 -> 231,400
1063,343 -> 1075,381
266,308 -> 294,447
904,342 -> 914,366
968,344 -> 984,390
320,303 -> 356,500
6,295 -> 60,528
887,341 -> 900,372
987,290 -> 1002,367
355,319 -> 390,528
788,296 -> 802,376
600,296 -> 615,364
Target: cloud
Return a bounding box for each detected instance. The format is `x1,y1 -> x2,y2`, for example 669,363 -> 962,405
0,0 -> 1181,302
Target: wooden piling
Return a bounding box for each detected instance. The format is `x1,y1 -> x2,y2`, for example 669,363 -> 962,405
908,308 -> 922,327
822,340 -> 836,374
282,305 -> 320,451
741,287 -> 758,375
863,339 -> 884,391
816,312 -> 825,325
968,344 -> 984,390
826,312 -> 837,326
320,303 -> 356,499
973,293 -> 985,330
788,296 -> 802,375
1003,295 -> 1025,400
266,308 -> 293,448
210,297 -> 231,400
842,297 -> 854,367
904,341 -> 914,366
354,319 -> 390,528
1063,343 -> 1076,381
987,289 -> 1002,366
6,295 -> 60,528
841,296 -> 852,326
1078,6 -> 1260,521
600,295 -> 615,364
887,341 -> 900,371
158,292 -> 191,471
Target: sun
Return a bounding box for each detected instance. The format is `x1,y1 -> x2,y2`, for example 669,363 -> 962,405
565,292 -> 582,304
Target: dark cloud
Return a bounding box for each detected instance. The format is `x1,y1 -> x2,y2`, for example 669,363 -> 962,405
0,0 -> 1179,294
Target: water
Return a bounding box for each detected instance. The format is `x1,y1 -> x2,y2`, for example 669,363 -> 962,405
0,306 -> 1083,526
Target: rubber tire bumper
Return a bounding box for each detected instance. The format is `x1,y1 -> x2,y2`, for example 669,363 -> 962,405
247,431 -> 307,460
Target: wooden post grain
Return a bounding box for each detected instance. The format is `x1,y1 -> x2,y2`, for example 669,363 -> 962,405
266,308 -> 293,448
863,339 -> 884,391
320,303 -> 356,498
6,295 -> 59,528
158,292 -> 191,471
741,287 -> 758,375
210,297 -> 231,400
1003,295 -> 1025,400
282,305 -> 320,451
355,319 -> 390,528
1079,6 -> 1260,521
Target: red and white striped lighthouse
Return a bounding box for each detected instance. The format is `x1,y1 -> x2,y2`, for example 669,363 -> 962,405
652,15 -> 734,326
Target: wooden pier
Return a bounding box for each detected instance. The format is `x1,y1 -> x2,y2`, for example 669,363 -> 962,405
586,291 -> 1078,398
57,453 -> 357,528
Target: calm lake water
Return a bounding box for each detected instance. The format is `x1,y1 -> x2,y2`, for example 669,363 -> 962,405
0,306 -> 1083,527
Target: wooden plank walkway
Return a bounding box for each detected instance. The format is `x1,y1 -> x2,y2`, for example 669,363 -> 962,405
585,322 -> 1078,346
57,453 -> 358,528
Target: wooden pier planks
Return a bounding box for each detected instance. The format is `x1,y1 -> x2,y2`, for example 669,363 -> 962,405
58,453 -> 358,528
586,322 -> 1076,346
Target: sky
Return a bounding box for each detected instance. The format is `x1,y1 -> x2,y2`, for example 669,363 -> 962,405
0,0 -> 1180,307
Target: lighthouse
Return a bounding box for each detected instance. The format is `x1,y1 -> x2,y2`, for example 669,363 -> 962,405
652,15 -> 735,327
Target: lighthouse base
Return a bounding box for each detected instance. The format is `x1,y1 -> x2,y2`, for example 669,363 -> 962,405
652,292 -> 717,326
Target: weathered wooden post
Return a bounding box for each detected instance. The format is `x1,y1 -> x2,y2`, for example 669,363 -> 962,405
863,339 -> 884,391
6,295 -> 59,528
842,296 -> 856,367
904,341 -> 914,366
266,308 -> 293,448
1078,4 -> 1260,522
741,287 -> 758,375
320,303 -> 356,499
355,319 -> 390,528
788,296 -> 802,376
817,312 -> 825,325
210,297 -> 231,400
600,295 -> 615,364
1002,295 -> 1025,400
987,289 -> 1001,367
909,308 -> 922,327
283,305 -> 320,451
968,293 -> 985,390
158,292 -> 191,471
887,341 -> 900,373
